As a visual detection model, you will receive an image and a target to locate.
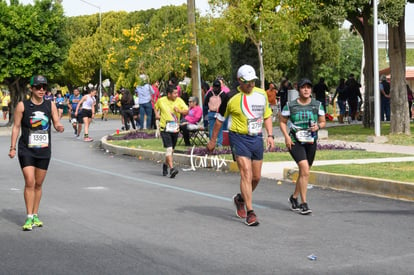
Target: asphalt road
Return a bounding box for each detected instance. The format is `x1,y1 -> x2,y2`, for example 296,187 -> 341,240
1,119 -> 413,274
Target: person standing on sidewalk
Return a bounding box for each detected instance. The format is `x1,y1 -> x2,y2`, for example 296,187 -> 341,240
280,78 -> 326,215
207,64 -> 274,226
154,84 -> 188,178
8,75 -> 64,231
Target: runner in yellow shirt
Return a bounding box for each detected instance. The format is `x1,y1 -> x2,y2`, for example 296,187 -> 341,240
207,64 -> 274,226
154,84 -> 188,178
2,91 -> 11,120
100,92 -> 109,121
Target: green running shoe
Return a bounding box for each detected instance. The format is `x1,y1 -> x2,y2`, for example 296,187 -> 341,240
22,218 -> 33,231
33,215 -> 43,227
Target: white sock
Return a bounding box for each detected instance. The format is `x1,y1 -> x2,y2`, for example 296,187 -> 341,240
27,214 -> 33,219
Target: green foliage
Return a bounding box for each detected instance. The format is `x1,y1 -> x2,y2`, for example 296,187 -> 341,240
0,0 -> 67,102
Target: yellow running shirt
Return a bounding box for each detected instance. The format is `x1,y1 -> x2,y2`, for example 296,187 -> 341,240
100,96 -> 109,109
224,86 -> 272,135
154,96 -> 188,129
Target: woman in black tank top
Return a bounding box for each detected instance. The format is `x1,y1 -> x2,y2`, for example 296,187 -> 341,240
8,75 -> 64,231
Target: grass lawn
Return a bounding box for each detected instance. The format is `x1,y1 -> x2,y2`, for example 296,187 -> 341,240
313,162 -> 414,183
327,122 -> 414,146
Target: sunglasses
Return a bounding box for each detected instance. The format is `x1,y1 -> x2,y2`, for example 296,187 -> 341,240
33,84 -> 47,90
240,78 -> 255,84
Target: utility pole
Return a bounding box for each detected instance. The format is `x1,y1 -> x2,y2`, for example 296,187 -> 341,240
187,0 -> 201,100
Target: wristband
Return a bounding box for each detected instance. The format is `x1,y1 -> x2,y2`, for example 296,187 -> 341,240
268,135 -> 274,139
10,147 -> 16,151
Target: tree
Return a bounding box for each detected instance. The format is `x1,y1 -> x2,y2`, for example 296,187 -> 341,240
381,0 -> 411,134
0,0 -> 67,124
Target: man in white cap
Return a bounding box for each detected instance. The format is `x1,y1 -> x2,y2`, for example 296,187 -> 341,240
207,64 -> 275,226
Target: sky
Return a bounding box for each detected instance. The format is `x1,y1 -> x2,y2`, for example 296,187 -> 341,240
16,1 -> 414,36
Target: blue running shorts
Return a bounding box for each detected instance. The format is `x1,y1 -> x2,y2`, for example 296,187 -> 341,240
229,131 -> 264,161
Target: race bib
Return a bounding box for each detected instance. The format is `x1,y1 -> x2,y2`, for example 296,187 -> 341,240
247,117 -> 263,135
295,130 -> 314,143
28,131 -> 49,148
165,121 -> 179,133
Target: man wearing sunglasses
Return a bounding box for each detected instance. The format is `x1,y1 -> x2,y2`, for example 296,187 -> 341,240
207,65 -> 275,226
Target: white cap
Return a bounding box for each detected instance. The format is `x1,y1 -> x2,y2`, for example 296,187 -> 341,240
237,65 -> 258,81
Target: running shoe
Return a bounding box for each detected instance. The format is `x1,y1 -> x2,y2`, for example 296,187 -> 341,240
170,167 -> 179,178
22,217 -> 33,231
289,194 -> 300,212
233,193 -> 246,218
245,210 -> 259,226
162,163 -> 168,176
84,137 -> 93,142
32,215 -> 43,227
300,203 -> 312,215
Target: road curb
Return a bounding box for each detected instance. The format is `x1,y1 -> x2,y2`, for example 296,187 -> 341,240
283,168 -> 414,201
100,135 -> 239,173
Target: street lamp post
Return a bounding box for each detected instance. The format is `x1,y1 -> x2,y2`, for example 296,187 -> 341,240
80,0 -> 102,109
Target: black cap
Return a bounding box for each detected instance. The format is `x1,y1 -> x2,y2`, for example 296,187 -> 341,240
30,75 -> 48,86
213,80 -> 221,87
298,78 -> 312,88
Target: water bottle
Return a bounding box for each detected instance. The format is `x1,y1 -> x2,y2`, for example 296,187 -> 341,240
308,119 -> 316,138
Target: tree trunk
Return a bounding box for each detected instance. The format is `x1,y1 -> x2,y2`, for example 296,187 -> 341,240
348,4 -> 375,128
361,24 -> 374,128
388,13 -> 411,134
297,38 -> 313,81
255,40 -> 265,89
4,78 -> 26,127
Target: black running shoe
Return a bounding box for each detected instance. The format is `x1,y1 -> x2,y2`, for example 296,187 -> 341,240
170,167 -> 179,178
162,163 -> 168,176
289,195 -> 300,212
300,203 -> 312,215
245,210 -> 259,226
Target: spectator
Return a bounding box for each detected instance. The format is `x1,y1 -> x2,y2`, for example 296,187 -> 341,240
331,78 -> 347,124
345,74 -> 363,123
151,80 -> 161,129
205,80 -> 226,147
380,75 -> 391,121
136,74 -> 155,129
407,83 -> 413,120
180,96 -> 202,146
278,78 -> 289,112
120,89 -> 136,131
266,83 -> 278,122
313,77 -> 329,114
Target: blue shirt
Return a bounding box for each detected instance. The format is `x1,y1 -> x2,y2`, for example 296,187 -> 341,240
135,84 -> 154,104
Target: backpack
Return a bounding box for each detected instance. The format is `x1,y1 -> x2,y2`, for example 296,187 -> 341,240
208,91 -> 223,112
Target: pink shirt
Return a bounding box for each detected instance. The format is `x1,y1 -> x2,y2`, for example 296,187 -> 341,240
184,105 -> 202,124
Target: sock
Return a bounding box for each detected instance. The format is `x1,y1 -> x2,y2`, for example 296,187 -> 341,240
33,213 -> 38,217
27,214 -> 33,219
247,210 -> 254,215
84,134 -> 88,138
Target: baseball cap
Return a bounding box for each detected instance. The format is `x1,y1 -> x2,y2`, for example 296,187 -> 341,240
30,75 -> 48,86
237,65 -> 258,81
298,78 -> 312,88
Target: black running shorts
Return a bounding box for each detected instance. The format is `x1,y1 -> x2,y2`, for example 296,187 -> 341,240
289,142 -> 317,166
18,155 -> 50,170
